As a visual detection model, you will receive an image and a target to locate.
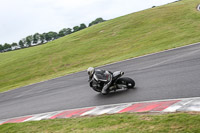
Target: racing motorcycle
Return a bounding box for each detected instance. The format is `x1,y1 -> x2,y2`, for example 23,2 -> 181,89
89,71 -> 135,94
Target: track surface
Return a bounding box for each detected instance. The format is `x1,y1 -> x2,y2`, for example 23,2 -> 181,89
1,43 -> 200,120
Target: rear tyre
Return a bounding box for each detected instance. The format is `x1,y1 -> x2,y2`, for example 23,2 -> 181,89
116,77 -> 135,89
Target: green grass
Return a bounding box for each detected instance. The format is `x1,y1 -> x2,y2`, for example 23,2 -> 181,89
1,112 -> 200,133
1,0 -> 200,92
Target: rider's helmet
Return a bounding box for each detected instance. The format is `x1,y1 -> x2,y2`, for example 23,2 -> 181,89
87,67 -> 95,77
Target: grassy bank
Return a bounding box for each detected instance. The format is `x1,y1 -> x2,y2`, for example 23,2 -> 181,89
1,0 -> 200,92
1,112 -> 200,133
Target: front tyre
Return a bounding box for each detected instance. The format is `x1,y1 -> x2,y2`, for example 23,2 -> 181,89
116,77 -> 135,89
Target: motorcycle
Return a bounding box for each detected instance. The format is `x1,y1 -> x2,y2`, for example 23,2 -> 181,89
89,71 -> 135,94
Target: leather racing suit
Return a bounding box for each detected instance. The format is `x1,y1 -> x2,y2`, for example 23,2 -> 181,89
89,69 -> 113,94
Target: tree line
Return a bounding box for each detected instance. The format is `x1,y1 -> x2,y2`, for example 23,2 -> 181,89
0,17 -> 105,52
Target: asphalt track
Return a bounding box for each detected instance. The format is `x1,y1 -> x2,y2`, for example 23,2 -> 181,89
1,43 -> 200,120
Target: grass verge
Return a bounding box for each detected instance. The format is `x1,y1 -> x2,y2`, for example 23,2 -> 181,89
1,0 -> 200,92
1,112 -> 200,133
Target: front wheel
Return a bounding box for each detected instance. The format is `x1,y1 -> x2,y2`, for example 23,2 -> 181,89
116,77 -> 135,89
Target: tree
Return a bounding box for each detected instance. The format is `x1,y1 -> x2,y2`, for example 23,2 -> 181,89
3,43 -> 12,51
11,42 -> 17,47
4,43 -> 11,49
25,35 -> 33,47
58,28 -> 72,37
40,33 -> 46,44
44,32 -> 52,42
33,33 -> 40,45
51,32 -> 59,40
89,17 -> 105,27
19,40 -> 25,48
46,31 -> 58,41
0,44 -> 3,52
58,30 -> 65,37
65,28 -> 72,35
79,23 -> 87,30
11,42 -> 18,50
73,26 -> 80,32
27,35 -> 33,47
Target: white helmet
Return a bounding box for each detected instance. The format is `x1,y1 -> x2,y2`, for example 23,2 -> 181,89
87,67 -> 95,76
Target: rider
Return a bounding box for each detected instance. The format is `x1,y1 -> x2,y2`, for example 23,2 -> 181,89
87,67 -> 113,94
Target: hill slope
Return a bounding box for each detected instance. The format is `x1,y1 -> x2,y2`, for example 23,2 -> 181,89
0,0 -> 200,92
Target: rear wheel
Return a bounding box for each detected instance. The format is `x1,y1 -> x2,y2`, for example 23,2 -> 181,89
116,77 -> 135,89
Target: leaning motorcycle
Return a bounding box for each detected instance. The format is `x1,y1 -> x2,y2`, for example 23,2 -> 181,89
89,71 -> 135,94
